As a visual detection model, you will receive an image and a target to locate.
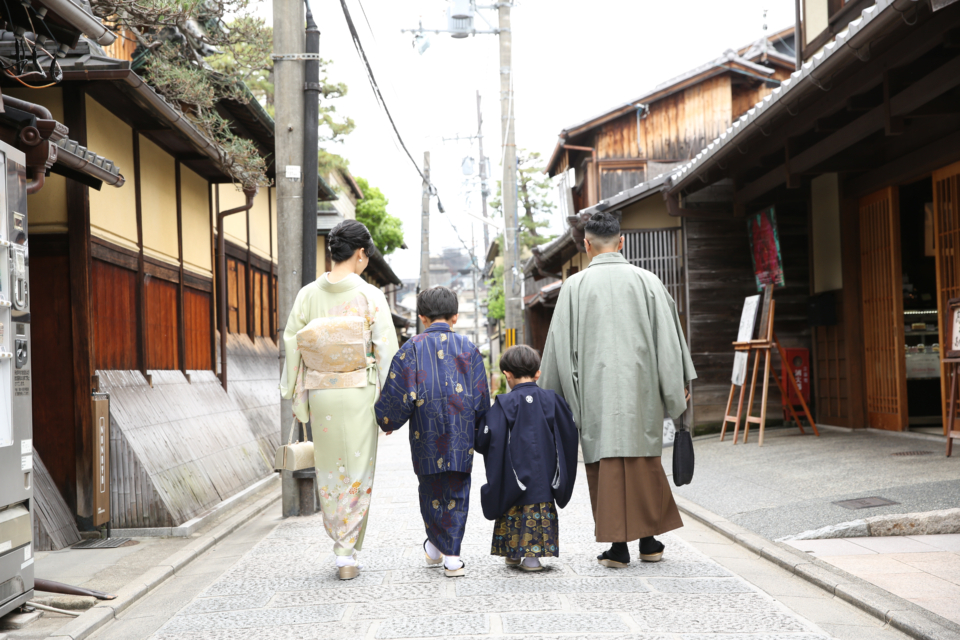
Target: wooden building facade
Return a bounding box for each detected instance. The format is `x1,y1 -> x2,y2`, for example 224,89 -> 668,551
1,41 -> 286,534
545,29 -> 796,211
527,29 -> 809,427
660,0 -> 960,438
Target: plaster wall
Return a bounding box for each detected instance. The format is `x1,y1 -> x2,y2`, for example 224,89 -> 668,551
139,135 -> 179,266
87,95 -> 138,252
181,166 -> 212,276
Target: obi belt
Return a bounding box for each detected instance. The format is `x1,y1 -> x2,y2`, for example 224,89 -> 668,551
296,316 -> 377,389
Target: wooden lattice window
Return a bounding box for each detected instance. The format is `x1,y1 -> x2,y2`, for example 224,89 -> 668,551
621,228 -> 685,313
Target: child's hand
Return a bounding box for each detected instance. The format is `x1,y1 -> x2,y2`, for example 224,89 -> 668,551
384,430 -> 393,436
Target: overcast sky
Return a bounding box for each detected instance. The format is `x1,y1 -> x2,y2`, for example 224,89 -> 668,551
260,0 -> 797,279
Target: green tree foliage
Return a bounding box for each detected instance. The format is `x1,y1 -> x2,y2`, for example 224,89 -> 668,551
206,24 -> 356,178
485,264 -> 505,321
355,177 -> 405,256
207,22 -> 355,191
91,0 -> 273,189
489,149 -> 555,250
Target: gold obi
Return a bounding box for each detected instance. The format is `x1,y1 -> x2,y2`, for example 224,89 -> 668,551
296,316 -> 376,390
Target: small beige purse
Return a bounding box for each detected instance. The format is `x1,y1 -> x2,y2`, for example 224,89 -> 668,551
274,418 -> 315,471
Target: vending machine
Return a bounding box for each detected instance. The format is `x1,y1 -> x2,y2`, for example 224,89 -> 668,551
0,140 -> 34,618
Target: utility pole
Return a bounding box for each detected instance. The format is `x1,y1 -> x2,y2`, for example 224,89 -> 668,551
274,0 -> 306,518
476,90 -> 490,253
418,151 -> 430,334
472,225 -> 480,347
498,3 -> 522,348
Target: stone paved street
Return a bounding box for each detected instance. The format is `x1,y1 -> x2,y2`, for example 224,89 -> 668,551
668,428 -> 960,540
89,433 -> 914,639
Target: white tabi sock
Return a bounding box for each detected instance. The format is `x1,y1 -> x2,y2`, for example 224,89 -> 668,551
521,557 -> 541,569
425,539 -> 442,561
443,555 -> 463,571
336,553 -> 358,568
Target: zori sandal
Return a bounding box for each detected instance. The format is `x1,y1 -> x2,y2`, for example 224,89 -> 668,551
338,564 -> 359,580
423,539 -> 443,567
444,559 -> 466,578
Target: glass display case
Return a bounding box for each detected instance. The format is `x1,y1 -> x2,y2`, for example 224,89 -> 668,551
905,309 -> 942,425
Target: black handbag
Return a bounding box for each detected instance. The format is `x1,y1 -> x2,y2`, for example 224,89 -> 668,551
671,414 -> 694,487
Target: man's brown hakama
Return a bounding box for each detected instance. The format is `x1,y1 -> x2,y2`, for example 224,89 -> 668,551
584,457 -> 683,543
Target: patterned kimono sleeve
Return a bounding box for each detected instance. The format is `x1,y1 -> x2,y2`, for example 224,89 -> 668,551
471,347 -> 491,429
374,344 -> 415,433
368,287 -> 400,400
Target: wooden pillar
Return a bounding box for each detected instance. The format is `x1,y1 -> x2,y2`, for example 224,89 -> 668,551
175,161 -> 187,377
210,185 -> 219,373
132,132 -> 148,383
65,86 -> 95,520
840,191 -> 867,428
268,187 -> 276,342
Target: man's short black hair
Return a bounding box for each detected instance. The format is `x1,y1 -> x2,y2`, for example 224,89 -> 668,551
584,211 -> 621,242
417,286 -> 459,321
499,345 -> 541,379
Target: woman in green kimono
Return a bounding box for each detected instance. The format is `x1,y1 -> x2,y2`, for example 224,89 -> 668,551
280,220 -> 399,580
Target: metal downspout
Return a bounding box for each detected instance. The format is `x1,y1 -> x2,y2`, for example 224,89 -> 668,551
217,188 -> 258,392
37,0 -> 116,45
302,1 -> 320,287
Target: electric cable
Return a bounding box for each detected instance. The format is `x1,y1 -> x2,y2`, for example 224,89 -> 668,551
338,0 -> 446,214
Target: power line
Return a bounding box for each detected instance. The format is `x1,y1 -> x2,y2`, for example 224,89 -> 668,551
340,0 -> 492,279
337,0 -> 446,214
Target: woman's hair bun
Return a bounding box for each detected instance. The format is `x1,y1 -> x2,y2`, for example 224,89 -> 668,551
328,219 -> 375,264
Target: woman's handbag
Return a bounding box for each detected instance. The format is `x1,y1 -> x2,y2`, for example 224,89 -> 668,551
274,418 -> 315,471
671,414 -> 695,487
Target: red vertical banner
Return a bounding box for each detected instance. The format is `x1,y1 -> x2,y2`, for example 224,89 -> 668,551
747,207 -> 785,291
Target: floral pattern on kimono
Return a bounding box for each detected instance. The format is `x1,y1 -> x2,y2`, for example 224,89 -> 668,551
491,502 -> 559,559
418,471 -> 471,556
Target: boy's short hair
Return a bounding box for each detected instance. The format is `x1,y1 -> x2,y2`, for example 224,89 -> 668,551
417,286 -> 459,321
499,345 -> 541,379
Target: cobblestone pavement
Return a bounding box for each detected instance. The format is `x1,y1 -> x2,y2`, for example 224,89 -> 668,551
95,433 -> 913,640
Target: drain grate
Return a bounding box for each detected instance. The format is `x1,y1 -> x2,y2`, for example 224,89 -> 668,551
891,450 -> 935,456
72,538 -> 134,549
833,497 -> 900,510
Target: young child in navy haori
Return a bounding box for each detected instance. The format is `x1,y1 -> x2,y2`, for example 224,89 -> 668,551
474,345 -> 579,571
375,287 -> 490,577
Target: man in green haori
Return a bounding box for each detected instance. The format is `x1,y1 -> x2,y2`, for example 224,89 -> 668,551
539,210 -> 696,568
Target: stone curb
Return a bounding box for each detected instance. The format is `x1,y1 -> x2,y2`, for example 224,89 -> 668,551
675,495 -> 960,640
779,508 -> 960,541
46,478 -> 281,640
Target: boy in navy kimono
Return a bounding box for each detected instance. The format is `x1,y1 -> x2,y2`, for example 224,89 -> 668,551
475,345 -> 578,571
375,287 -> 490,577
